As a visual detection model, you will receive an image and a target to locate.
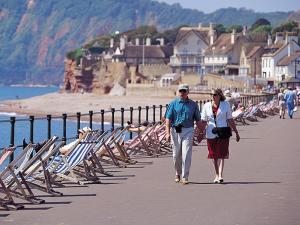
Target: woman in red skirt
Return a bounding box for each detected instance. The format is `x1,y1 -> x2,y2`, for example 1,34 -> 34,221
198,89 -> 240,183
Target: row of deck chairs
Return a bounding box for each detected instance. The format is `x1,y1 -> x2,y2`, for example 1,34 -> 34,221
0,122 -> 171,210
232,98 -> 279,125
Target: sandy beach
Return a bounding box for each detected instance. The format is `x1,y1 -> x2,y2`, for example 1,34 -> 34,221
0,92 -> 174,121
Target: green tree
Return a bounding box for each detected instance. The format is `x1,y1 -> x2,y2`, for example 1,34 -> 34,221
214,24 -> 227,36
251,18 -> 271,30
227,24 -> 243,33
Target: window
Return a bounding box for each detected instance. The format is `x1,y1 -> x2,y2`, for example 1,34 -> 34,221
197,40 -> 201,45
183,40 -> 188,45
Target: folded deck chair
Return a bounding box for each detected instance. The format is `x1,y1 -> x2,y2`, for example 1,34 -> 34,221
0,147 -> 15,166
0,144 -> 45,204
47,130 -> 107,185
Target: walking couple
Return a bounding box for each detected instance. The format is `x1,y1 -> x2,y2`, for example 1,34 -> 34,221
165,84 -> 240,185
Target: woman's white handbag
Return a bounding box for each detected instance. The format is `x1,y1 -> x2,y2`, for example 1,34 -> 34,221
293,106 -> 298,112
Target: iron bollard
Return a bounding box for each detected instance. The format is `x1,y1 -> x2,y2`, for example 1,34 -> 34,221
47,114 -> 52,140
9,116 -> 15,162
76,112 -> 81,138
89,110 -> 93,130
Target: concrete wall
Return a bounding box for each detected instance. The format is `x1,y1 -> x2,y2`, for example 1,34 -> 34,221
126,83 -> 177,97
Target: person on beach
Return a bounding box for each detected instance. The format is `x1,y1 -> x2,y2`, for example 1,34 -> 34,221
197,89 -> 240,184
165,84 -> 202,185
60,127 -> 91,154
278,88 -> 286,119
284,86 -> 297,119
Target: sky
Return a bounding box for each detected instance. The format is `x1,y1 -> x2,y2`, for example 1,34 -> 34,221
159,0 -> 299,13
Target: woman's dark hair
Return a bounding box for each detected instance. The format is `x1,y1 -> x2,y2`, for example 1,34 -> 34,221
212,88 -> 226,101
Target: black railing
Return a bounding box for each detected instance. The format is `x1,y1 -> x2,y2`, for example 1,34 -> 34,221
0,94 -> 275,163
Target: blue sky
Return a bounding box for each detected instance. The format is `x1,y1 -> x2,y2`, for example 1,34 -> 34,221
159,0 -> 299,13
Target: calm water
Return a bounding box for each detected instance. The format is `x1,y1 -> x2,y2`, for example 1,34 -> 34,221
0,86 -> 110,170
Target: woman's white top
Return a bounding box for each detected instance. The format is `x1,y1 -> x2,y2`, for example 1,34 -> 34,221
201,101 -> 233,139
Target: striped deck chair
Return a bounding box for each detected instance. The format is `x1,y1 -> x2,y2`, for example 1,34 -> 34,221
0,147 -> 24,210
121,124 -> 159,157
99,126 -> 137,166
0,147 -> 15,166
18,136 -> 64,196
96,127 -> 128,167
232,108 -> 247,125
0,144 -> 45,204
47,130 -> 106,185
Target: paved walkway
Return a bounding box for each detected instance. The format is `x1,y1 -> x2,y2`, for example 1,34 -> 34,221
1,111 -> 300,225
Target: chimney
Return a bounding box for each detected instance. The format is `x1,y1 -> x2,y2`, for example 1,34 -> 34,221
231,29 -> 236,44
242,25 -> 247,36
210,35 -> 214,46
209,22 -> 215,46
198,23 -> 202,28
160,38 -> 164,46
288,43 -> 291,57
135,38 -> 140,46
110,38 -> 114,48
267,34 -> 272,46
146,37 -> 151,46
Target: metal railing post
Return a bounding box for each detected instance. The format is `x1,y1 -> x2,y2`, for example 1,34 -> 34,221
152,105 -> 156,124
138,106 -> 142,125
145,106 -> 149,122
29,115 -> 34,143
159,105 -> 162,121
47,114 -> 52,140
9,116 -> 15,162
76,112 -> 81,138
62,113 -> 67,143
89,110 -> 93,130
121,108 -> 124,129
130,107 -> 133,139
101,110 -> 105,134
111,108 -> 115,131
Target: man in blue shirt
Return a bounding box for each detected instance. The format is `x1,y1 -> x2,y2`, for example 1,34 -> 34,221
284,86 -> 297,119
165,84 -> 202,185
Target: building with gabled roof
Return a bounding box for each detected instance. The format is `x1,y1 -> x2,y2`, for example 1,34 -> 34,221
170,23 -> 216,75
261,32 -> 300,83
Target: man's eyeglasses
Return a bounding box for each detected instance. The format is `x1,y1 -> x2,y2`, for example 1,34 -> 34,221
179,89 -> 187,93
212,94 -> 218,96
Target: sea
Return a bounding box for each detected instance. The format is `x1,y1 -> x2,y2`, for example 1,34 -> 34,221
0,86 -> 111,170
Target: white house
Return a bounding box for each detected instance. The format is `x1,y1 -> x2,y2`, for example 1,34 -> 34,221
159,73 -> 180,87
170,23 -> 215,75
261,32 -> 300,82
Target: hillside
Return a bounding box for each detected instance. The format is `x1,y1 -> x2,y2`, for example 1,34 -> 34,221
0,0 -> 293,85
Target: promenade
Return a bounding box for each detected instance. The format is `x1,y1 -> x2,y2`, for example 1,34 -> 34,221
1,111 -> 299,225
